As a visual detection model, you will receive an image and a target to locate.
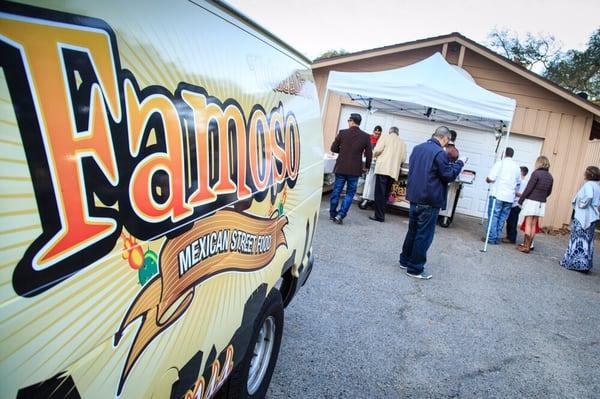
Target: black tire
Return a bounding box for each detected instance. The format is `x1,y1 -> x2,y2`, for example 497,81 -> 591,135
222,289 -> 284,399
438,216 -> 451,228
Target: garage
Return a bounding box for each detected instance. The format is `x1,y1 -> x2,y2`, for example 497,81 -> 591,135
336,105 -> 543,218
314,33 -> 600,229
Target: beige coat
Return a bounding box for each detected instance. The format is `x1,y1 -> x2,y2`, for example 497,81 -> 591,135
373,133 -> 407,179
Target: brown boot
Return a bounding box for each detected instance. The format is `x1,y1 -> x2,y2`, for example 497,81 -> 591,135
517,234 -> 528,248
517,234 -> 532,253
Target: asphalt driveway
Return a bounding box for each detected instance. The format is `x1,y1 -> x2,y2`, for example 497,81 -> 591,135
267,196 -> 600,398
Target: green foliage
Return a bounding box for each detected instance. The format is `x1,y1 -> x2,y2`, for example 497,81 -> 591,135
544,28 -> 600,102
487,28 -> 600,103
487,28 -> 560,70
313,49 -> 349,61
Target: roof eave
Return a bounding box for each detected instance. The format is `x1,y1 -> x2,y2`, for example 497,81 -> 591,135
311,34 -> 457,69
451,36 -> 600,118
312,33 -> 600,118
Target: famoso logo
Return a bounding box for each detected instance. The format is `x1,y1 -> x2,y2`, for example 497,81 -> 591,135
0,8 -> 301,297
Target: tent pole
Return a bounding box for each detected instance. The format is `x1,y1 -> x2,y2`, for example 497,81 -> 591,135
481,119 -> 514,252
482,197 -> 497,252
480,133 -> 502,226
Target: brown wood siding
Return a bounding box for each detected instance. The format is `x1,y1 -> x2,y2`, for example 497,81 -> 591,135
583,140 -> 600,167
536,113 -> 593,228
313,42 -> 595,228
314,69 -> 329,105
322,92 -> 344,149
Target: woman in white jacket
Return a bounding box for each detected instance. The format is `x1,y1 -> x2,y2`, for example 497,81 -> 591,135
560,166 -> 600,272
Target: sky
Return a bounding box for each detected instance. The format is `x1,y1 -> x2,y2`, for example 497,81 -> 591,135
225,0 -> 600,60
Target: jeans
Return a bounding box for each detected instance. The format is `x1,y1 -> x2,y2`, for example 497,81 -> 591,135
374,174 -> 393,221
485,196 -> 512,244
329,174 -> 359,219
400,203 -> 440,274
505,206 -> 521,243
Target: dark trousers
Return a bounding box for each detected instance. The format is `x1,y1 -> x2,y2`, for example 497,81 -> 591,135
374,174 -> 393,221
505,206 -> 521,243
400,203 -> 440,274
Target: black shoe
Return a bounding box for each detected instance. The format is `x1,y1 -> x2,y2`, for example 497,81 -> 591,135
368,216 -> 384,222
333,215 -> 343,224
398,262 -> 407,270
329,215 -> 335,221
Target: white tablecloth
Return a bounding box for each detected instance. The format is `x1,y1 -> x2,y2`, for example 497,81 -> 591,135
323,154 -> 337,174
362,162 -> 376,201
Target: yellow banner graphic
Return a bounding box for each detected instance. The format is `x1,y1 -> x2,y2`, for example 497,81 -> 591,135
113,210 -> 288,393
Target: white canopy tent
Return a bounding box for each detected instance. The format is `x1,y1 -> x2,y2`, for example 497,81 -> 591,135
323,52 -> 518,251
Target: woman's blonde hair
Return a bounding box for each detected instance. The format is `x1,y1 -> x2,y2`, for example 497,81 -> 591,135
534,155 -> 550,170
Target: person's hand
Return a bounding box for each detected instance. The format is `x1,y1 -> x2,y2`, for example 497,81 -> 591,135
459,156 -> 468,164
362,168 -> 369,174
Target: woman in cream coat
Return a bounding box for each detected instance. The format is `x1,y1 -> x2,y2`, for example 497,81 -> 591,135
369,126 -> 407,222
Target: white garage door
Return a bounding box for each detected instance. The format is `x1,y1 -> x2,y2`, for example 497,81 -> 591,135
337,105 -> 543,217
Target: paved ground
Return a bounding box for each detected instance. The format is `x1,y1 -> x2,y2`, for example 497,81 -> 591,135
267,196 -> 600,398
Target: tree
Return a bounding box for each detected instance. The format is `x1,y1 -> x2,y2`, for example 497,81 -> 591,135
544,28 -> 600,102
487,28 -> 561,70
487,28 -> 600,103
313,49 -> 348,62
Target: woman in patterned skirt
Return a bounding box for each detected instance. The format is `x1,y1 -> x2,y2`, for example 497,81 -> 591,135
560,166 -> 600,272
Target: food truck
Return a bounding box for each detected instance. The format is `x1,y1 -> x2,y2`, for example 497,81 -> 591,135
0,1 -> 323,397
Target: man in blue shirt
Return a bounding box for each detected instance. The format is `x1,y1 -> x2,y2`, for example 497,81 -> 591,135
399,126 -> 464,279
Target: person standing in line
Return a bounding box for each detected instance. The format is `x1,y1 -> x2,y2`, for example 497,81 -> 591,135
329,113 -> 372,224
483,147 -> 521,244
517,155 -> 553,253
560,166 -> 600,272
445,129 -> 460,162
503,166 -> 529,244
399,126 -> 464,279
369,126 -> 407,222
370,125 -> 382,148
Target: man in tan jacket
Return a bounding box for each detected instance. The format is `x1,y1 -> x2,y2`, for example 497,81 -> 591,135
369,126 -> 407,222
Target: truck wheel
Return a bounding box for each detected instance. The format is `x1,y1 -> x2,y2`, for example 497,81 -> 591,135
438,216 -> 451,228
224,290 -> 284,398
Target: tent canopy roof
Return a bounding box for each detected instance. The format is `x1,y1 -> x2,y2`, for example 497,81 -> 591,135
326,52 -> 516,126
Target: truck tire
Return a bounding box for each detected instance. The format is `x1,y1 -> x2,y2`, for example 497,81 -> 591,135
223,289 -> 284,399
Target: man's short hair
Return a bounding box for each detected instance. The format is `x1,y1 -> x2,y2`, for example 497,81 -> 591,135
520,166 -> 529,176
349,113 -> 362,125
389,126 -> 399,134
374,125 -> 382,132
505,147 -> 514,157
449,129 -> 457,142
432,126 -> 451,139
